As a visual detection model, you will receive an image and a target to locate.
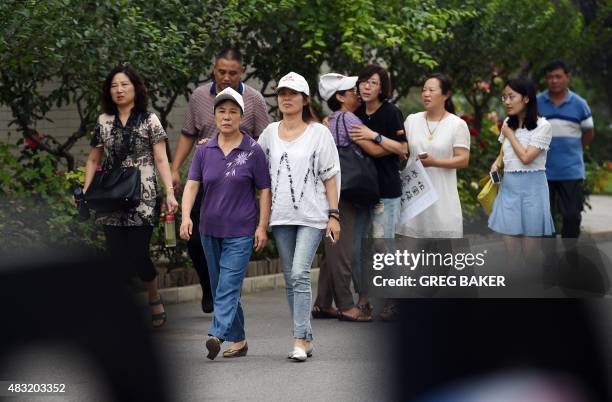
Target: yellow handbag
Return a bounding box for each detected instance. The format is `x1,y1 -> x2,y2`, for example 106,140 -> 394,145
477,142 -> 504,215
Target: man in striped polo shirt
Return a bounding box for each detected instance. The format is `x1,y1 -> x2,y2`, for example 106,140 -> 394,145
171,48 -> 270,313
537,60 -> 595,238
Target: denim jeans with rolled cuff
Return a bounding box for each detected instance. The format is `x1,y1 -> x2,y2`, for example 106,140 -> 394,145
272,225 -> 323,341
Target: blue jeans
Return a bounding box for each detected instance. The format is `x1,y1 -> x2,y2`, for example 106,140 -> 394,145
371,197 -> 401,239
201,235 -> 254,342
272,225 -> 323,341
371,198 -> 400,290
351,206 -> 371,295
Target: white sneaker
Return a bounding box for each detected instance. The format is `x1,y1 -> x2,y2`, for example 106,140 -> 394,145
289,346 -> 307,362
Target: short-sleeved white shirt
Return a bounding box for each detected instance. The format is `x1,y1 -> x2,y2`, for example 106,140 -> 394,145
500,117 -> 552,172
396,112 -> 470,238
258,122 -> 340,229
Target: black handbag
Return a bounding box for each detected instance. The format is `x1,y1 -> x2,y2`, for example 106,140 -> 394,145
84,119 -> 142,213
84,166 -> 141,213
334,113 -> 380,206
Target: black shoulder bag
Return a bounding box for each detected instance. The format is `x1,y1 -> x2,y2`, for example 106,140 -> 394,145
84,117 -> 142,213
334,113 -> 380,206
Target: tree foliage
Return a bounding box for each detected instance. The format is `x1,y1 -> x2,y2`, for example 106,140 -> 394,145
0,0 -> 609,248
1,0 -> 472,165
0,0 -> 256,168
430,0 -> 583,131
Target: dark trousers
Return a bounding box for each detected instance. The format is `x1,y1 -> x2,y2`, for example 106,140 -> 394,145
315,198 -> 357,310
103,225 -> 157,282
188,189 -> 213,302
548,179 -> 584,238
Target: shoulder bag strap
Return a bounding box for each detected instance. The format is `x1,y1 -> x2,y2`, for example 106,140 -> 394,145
495,138 -> 505,170
340,112 -> 349,135
333,113 -> 342,145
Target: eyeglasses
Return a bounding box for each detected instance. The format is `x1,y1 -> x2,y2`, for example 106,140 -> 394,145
500,94 -> 520,102
359,80 -> 381,87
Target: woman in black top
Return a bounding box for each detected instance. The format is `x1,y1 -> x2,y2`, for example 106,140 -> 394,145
349,64 -> 407,321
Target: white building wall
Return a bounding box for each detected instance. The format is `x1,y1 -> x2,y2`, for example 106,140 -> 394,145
0,97 -> 190,165
0,77 -> 274,167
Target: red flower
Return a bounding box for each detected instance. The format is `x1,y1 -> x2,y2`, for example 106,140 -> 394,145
460,114 -> 474,123
478,81 -> 491,93
25,137 -> 38,150
469,127 -> 479,137
25,131 -> 43,150
478,139 -> 486,149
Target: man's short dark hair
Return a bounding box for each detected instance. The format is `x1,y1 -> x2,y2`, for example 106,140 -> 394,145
215,48 -> 243,65
544,60 -> 570,75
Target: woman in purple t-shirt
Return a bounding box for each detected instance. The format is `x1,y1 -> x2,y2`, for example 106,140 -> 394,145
180,88 -> 271,360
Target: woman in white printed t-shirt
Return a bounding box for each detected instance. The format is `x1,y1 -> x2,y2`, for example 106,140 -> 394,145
396,73 -> 470,239
257,72 -> 341,362
488,77 -> 554,247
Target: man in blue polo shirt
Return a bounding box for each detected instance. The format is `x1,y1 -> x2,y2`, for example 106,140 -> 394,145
537,60 -> 595,238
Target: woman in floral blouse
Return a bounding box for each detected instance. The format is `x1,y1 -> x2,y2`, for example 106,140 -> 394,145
83,65 -> 178,328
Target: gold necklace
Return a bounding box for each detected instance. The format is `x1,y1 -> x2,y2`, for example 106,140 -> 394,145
425,112 -> 445,141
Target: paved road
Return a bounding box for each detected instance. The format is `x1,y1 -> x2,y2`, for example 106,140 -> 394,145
0,285 -> 395,402
155,287 -> 394,402
582,195 -> 612,237
3,239 -> 612,401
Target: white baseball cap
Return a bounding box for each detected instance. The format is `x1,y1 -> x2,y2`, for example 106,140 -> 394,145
318,73 -> 358,101
276,72 -> 310,96
213,87 -> 245,114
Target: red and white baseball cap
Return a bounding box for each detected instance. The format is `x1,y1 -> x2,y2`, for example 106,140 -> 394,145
318,73 -> 358,101
276,72 -> 310,96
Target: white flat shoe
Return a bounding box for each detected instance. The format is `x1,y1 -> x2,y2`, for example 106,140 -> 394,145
288,346 -> 307,362
287,344 -> 314,359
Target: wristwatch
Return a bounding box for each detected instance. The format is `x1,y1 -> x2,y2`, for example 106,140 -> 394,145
374,133 -> 382,144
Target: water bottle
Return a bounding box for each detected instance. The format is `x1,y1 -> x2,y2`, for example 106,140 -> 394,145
164,211 -> 177,247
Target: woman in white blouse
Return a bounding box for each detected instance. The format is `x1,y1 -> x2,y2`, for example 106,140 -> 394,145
397,73 -> 470,238
257,72 -> 341,362
488,77 -> 554,243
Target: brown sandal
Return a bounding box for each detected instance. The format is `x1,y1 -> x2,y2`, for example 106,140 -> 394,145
311,305 -> 338,319
338,308 -> 372,322
357,302 -> 373,316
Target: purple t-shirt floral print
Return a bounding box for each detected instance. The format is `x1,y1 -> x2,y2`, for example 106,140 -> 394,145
187,133 -> 271,237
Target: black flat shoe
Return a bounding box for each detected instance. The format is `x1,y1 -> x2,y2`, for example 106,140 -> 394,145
223,342 -> 248,358
206,336 -> 222,360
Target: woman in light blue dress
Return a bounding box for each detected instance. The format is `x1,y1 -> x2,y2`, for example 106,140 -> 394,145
488,77 -> 554,261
